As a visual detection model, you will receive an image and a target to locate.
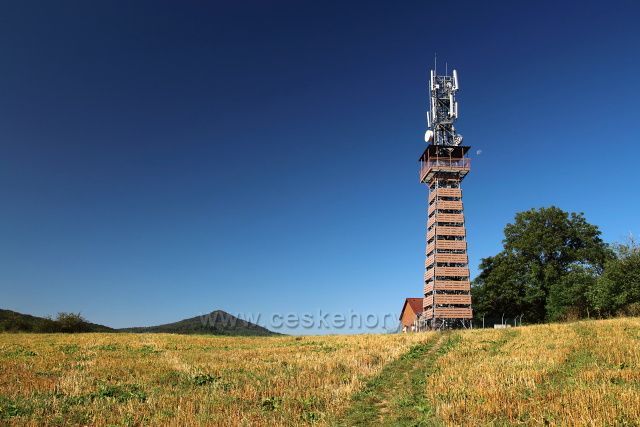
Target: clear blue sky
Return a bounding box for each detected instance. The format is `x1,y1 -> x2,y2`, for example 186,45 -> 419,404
1,0 -> 639,333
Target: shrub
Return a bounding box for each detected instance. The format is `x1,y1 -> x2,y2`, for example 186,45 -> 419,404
55,313 -> 90,333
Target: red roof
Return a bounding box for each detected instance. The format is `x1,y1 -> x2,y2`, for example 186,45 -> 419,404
406,298 -> 424,314
399,297 -> 424,320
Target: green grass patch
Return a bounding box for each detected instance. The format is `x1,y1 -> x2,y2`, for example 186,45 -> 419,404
481,329 -> 519,355
0,395 -> 34,419
59,344 -> 80,355
92,383 -> 147,403
384,334 -> 460,427
192,373 -> 219,386
133,345 -> 162,356
335,333 -> 459,426
93,343 -> 120,351
1,345 -> 38,358
536,324 -> 599,392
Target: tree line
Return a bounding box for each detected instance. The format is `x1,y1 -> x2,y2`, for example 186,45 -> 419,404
472,206 -> 640,324
0,311 -> 111,333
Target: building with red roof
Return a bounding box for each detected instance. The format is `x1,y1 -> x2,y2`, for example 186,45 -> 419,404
399,298 -> 424,332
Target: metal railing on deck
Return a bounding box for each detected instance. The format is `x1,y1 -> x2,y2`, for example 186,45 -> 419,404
420,158 -> 470,181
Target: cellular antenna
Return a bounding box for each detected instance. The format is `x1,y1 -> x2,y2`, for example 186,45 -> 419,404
425,66 -> 463,146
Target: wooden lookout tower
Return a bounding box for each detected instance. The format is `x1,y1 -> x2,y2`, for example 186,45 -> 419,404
419,67 -> 473,330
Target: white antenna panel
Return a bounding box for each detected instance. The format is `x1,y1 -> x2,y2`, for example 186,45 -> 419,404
449,94 -> 454,117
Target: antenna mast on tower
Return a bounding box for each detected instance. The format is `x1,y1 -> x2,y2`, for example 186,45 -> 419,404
424,67 -> 462,147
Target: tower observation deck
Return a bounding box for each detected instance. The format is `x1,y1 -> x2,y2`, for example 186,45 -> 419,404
419,67 -> 473,330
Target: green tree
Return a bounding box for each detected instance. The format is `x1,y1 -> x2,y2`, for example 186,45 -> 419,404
473,207 -> 611,323
588,239 -> 640,316
546,266 -> 597,321
55,312 -> 90,333
472,253 -> 529,321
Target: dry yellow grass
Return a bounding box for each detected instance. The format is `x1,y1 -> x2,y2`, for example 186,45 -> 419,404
0,332 -> 429,426
426,317 -> 640,426
1,318 -> 639,426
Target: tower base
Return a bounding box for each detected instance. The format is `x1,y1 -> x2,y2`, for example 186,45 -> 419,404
418,316 -> 472,331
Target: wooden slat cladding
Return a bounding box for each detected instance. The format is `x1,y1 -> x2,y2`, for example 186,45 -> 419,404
436,267 -> 469,277
428,214 -> 464,228
434,213 -> 464,223
428,202 -> 463,214
434,188 -> 462,198
436,200 -> 463,210
435,294 -> 472,305
424,281 -> 472,294
424,269 -> 434,281
424,294 -> 434,307
434,253 -> 467,263
433,307 -> 473,318
425,255 -> 435,267
424,282 -> 434,294
432,240 -> 466,250
434,280 -> 471,290
429,188 -> 461,202
423,294 -> 472,307
424,307 -> 474,319
426,242 -> 436,254
436,226 -> 466,237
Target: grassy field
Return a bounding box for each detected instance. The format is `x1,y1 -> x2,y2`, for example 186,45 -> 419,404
0,331 -> 428,425
1,318 -> 639,426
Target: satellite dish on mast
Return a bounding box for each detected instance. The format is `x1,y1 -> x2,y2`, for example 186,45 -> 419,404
424,130 -> 434,143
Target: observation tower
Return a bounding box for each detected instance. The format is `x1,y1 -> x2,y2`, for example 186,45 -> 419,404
420,67 -> 473,330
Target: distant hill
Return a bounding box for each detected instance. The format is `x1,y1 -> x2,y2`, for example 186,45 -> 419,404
1,308 -> 278,336
120,310 -> 278,336
0,309 -> 114,333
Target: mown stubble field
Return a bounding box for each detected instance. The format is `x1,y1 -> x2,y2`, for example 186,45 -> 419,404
1,318 -> 639,426
0,331 -> 428,425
